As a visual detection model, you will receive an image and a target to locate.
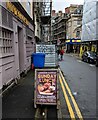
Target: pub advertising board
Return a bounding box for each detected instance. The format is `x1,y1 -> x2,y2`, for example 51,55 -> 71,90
36,44 -> 57,67
34,69 -> 58,106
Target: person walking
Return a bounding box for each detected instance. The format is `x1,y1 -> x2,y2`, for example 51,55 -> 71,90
60,48 -> 64,61
57,49 -> 60,60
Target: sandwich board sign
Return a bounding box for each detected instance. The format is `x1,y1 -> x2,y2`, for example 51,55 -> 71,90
34,69 -> 58,107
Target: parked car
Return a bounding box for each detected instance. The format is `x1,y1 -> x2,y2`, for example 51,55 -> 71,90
82,51 -> 97,64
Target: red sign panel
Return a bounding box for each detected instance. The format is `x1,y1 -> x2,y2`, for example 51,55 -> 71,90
35,69 -> 58,105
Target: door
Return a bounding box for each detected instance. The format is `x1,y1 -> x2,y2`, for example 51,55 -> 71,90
17,26 -> 24,74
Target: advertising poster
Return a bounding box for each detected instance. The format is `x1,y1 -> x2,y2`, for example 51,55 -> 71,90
35,69 -> 58,105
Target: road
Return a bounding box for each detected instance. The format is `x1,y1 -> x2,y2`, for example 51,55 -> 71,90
59,54 -> 96,119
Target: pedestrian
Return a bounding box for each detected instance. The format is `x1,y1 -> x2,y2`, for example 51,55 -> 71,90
57,49 -> 60,56
57,49 -> 60,60
60,48 -> 64,60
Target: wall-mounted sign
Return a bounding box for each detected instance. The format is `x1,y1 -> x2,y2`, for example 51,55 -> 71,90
34,69 -> 58,105
36,44 -> 57,67
6,2 -> 29,25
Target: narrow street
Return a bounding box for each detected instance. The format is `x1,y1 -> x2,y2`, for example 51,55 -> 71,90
0,0 -> 98,120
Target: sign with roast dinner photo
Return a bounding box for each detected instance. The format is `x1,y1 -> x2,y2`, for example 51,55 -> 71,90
34,69 -> 58,105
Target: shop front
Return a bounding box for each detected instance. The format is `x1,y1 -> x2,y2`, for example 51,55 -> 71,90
79,41 -> 97,58
65,39 -> 81,53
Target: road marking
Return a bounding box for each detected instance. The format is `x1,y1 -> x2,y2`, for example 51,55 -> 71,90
59,75 -> 76,119
59,68 -> 83,120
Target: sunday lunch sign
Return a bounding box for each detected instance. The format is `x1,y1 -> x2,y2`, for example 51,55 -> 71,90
34,69 -> 58,105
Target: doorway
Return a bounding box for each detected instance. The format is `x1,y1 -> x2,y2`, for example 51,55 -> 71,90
17,26 -> 24,74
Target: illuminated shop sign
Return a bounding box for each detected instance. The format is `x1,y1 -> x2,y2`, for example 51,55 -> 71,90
6,2 -> 29,25
66,39 -> 81,44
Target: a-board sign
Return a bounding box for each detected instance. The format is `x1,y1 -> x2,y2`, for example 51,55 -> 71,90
34,69 -> 58,105
36,44 -> 57,67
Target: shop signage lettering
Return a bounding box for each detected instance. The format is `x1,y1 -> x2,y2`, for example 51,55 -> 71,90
6,2 -> 29,25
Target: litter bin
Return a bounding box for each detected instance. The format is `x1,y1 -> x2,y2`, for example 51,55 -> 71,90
32,53 -> 45,68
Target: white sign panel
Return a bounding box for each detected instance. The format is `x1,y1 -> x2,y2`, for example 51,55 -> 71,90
36,44 -> 57,67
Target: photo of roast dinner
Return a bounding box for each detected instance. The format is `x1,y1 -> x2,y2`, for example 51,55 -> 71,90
37,82 -> 55,95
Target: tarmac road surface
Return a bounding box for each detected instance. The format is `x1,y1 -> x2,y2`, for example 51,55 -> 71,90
59,54 -> 96,119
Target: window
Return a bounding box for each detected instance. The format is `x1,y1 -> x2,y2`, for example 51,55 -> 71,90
0,29 -> 13,54
76,31 -> 80,38
77,21 -> 81,25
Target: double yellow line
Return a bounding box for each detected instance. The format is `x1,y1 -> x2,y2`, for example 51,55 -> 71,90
59,68 -> 83,120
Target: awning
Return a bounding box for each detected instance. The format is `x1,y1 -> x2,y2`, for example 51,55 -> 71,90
66,39 -> 81,44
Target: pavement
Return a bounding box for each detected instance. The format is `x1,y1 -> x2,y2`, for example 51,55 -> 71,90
2,70 -> 36,119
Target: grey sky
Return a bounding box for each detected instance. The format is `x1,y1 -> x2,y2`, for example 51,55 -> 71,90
52,0 -> 84,12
